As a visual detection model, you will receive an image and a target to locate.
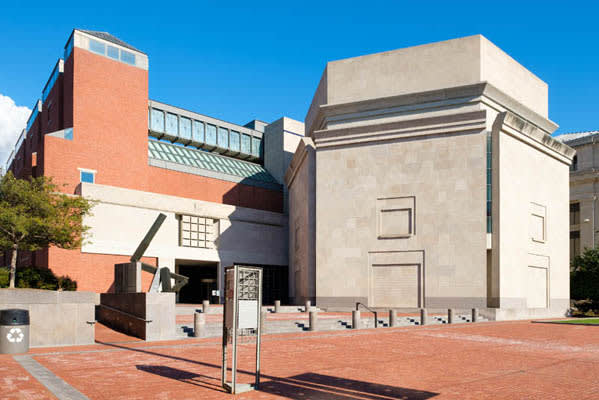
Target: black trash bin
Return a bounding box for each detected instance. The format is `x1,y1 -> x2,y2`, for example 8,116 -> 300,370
0,309 -> 30,354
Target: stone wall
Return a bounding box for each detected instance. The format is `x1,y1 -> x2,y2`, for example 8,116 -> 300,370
0,289 -> 96,347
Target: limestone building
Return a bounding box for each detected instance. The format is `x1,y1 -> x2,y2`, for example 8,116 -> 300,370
287,35 -> 575,320
555,131 -> 599,259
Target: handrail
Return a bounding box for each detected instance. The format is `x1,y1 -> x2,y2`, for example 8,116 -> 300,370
356,302 -> 378,328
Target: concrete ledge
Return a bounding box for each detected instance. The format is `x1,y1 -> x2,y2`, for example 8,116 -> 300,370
98,292 -> 176,341
0,289 -> 95,347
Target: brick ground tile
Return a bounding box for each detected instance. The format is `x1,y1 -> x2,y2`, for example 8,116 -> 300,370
3,320 -> 599,399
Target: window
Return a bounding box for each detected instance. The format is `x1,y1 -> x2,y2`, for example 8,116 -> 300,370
252,137 -> 262,158
230,131 -> 240,151
150,109 -> 165,132
107,45 -> 119,60
120,50 -> 136,65
80,170 -> 95,184
486,131 -> 492,233
166,113 -> 178,135
571,155 -> 578,172
206,124 -> 217,145
180,117 -> 192,140
217,127 -> 228,148
192,120 -> 204,142
179,215 -> 214,248
89,39 -> 106,55
241,134 -> 251,154
570,231 -> 581,260
570,202 -> 580,225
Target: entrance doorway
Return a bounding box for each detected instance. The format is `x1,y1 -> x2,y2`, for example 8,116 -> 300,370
176,260 -> 218,304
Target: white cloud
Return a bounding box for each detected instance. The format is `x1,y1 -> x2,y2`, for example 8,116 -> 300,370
0,94 -> 31,169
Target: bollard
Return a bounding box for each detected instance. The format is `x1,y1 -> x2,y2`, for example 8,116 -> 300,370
420,308 -> 427,326
194,312 -> 205,338
352,310 -> 361,329
471,308 -> 478,323
274,300 -> 281,313
305,300 -> 311,313
389,309 -> 397,327
202,300 -> 210,314
309,310 -> 318,331
448,308 -> 455,324
260,310 -> 267,334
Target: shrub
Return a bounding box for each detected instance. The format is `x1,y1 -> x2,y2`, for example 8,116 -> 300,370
571,247 -> 599,315
0,267 -> 8,287
0,266 -> 77,291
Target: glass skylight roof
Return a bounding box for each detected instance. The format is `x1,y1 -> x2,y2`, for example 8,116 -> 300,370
148,139 -> 280,187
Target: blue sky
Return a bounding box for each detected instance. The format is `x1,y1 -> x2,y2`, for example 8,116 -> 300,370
0,0 -> 597,156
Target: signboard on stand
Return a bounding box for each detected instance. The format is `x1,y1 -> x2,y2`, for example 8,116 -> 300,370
221,265 -> 263,394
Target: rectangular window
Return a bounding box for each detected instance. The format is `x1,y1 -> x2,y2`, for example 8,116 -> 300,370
80,170 -> 95,184
251,137 -> 262,157
570,202 -> 580,225
571,155 -> 578,172
217,127 -> 228,148
230,131 -> 240,151
486,131 -> 492,233
120,50 -> 136,65
89,39 -> 106,55
241,134 -> 251,154
192,120 -> 204,143
166,113 -> 178,135
570,230 -> 581,260
150,109 -> 165,132
180,117 -> 192,140
107,45 -> 119,60
179,215 -> 214,248
206,124 -> 217,146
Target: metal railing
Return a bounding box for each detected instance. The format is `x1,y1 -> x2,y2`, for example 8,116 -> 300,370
356,302 -> 379,328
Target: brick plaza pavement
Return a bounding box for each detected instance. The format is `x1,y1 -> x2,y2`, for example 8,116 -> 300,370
1,319 -> 598,399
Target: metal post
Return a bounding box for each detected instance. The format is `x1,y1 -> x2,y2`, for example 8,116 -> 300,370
448,309 -> 455,324
420,308 -> 427,325
305,300 -> 311,313
274,300 -> 281,313
202,300 -> 210,314
309,310 -> 318,331
255,269 -> 263,390
231,267 -> 238,394
194,312 -> 205,338
389,310 -> 397,327
352,310 -> 361,329
471,308 -> 478,323
260,310 -> 267,335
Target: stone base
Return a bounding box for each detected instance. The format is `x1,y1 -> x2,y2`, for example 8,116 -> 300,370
481,306 -> 569,321
98,292 -> 176,341
0,289 -> 96,347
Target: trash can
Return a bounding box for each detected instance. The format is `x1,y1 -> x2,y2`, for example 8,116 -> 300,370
0,309 -> 30,354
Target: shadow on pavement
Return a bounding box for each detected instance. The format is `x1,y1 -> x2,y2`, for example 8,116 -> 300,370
259,373 -> 438,400
98,341 -> 437,399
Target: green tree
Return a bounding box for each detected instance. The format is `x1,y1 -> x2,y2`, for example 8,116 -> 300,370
571,247 -> 599,303
0,172 -> 93,288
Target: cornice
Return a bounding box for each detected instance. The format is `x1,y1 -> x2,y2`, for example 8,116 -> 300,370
312,110 -> 487,149
307,82 -> 558,137
494,112 -> 575,164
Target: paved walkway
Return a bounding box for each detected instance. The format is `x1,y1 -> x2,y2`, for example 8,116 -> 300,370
1,320 -> 599,399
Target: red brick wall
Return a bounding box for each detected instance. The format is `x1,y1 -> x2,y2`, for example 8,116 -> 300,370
48,248 -> 156,293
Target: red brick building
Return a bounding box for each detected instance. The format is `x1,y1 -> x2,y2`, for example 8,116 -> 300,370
6,30 -> 304,304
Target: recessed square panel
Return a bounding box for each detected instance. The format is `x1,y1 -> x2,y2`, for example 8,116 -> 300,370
376,196 -> 415,239
380,208 -> 411,237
